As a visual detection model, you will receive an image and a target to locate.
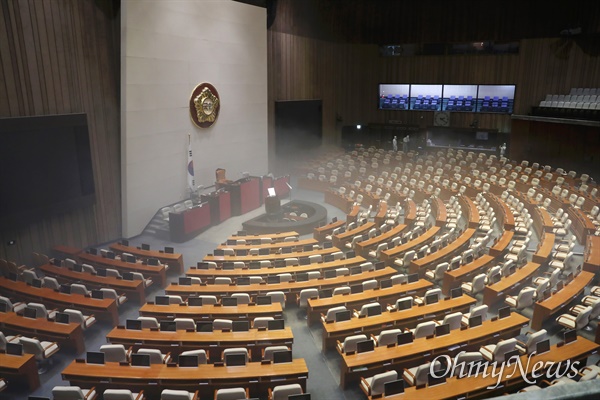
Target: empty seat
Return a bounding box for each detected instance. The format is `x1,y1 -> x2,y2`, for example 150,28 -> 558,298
103,389 -> 144,400
360,370 -> 398,397
52,386 -> 98,400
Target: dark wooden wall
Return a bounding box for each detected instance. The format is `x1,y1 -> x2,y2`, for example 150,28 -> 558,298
0,0 -> 120,265
268,0 -> 600,172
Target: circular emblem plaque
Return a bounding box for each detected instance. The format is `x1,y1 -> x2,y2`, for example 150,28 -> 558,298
189,83 -> 220,128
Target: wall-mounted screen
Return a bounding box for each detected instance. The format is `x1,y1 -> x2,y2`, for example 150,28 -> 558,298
477,85 -> 515,113
409,84 -> 443,111
379,84 -> 410,110
442,85 -> 478,112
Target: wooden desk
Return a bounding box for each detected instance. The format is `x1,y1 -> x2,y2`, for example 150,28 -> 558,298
531,232 -> 555,264
409,229 -> 476,275
354,224 -> 408,257
385,337 -> 599,399
40,263 -> 147,304
306,279 -> 433,326
229,231 -> 299,244
314,219 -> 346,242
323,295 -> 476,351
340,312 -> 528,388
62,358 -> 309,399
0,353 -> 39,390
374,201 -> 388,226
380,226 -> 440,266
484,192 -> 515,230
0,277 -> 119,326
347,204 -> 361,224
165,267 -> 397,306
107,326 -> 294,362
109,243 -> 184,274
583,235 -> 600,273
532,270 -> 594,330
0,311 -> 85,353
404,199 -> 417,224
78,252 -> 167,288
217,238 -> 319,253
187,256 -> 367,281
204,247 -> 341,265
333,222 -> 376,248
325,190 -> 354,213
488,230 -> 514,257
459,196 -> 480,228
442,255 -> 495,295
53,245 -> 83,258
139,302 -> 283,321
567,206 -> 596,246
482,261 -> 542,306
433,197 -> 447,227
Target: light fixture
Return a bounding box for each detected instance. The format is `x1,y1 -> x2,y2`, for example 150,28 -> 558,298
356,125 -> 362,130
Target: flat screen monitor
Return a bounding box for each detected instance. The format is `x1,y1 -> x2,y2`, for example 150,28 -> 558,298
425,293 -> 439,305
366,304 -> 382,316
155,296 -> 170,305
564,329 -> 577,344
256,295 -> 272,305
160,321 -> 176,332
55,312 -> 70,324
323,255 -> 334,263
59,284 -> 71,294
72,263 -> 83,272
350,266 -> 362,275
374,261 -> 385,270
0,303 -> 7,313
347,251 -> 356,259
195,321 -> 213,332
469,314 -> 483,327
236,277 -> 250,286
141,244 -> 150,251
267,319 -> 285,330
407,273 -> 419,283
273,349 -> 293,364
121,239 -> 129,246
213,249 -> 225,256
299,257 -> 310,265
504,349 -> 520,363
319,288 -> 333,298
379,278 -> 392,289
248,261 -> 261,269
267,276 -> 280,284
197,262 -> 209,269
91,289 -> 104,300
131,353 -> 151,367
178,354 -> 199,367
281,247 -> 292,254
335,310 -> 351,322
122,272 -> 134,280
86,351 -> 105,364
295,272 -> 308,282
226,239 -> 236,246
350,284 -> 363,294
232,320 -> 249,332
356,339 -> 374,353
397,299 -> 412,311
324,270 -> 336,279
222,262 -> 234,270
126,255 -> 137,263
384,379 -> 405,396
23,306 -> 37,319
187,297 -> 203,307
126,319 -> 142,330
428,373 -> 447,387
435,323 -> 450,337
222,297 -> 238,307
106,251 -> 116,259
7,272 -> 18,281
498,306 -> 510,319
331,217 -> 338,223
303,245 -> 313,252
323,241 -> 333,249
225,353 -> 246,366
259,248 -> 270,256
236,249 -> 248,256
178,277 -> 192,286
450,287 -> 463,298
397,332 -> 413,345
536,339 -> 551,355
6,342 -> 23,355
274,260 -> 286,268
147,258 -> 159,266
31,278 -> 43,288
96,268 -> 107,277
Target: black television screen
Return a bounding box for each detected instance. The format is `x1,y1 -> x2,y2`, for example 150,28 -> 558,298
59,284 -> 71,295
356,339 -> 374,353
126,319 -> 142,330
380,278 -> 392,289
88,247 -> 98,255
274,260 -> 286,268
0,303 -> 7,313
196,321 -> 213,332
435,323 -> 450,336
324,270 -> 336,279
141,244 -> 150,251
178,355 -> 199,367
425,293 -> 439,304
236,249 -> 248,256
122,271 -> 133,280
295,272 -> 308,282
55,312 -> 70,324
273,349 -> 293,363
350,266 -> 362,275
469,314 -> 483,327
281,247 -> 292,254
0,114 -> 96,228
267,319 -> 285,330
96,268 -> 107,277
323,241 -> 333,249
213,249 -> 225,256
397,299 -> 412,311
236,277 -> 250,286
335,310 -> 351,322
536,339 -> 551,355
384,379 -> 405,396
374,261 -> 385,270
23,307 -> 37,319
259,248 -> 270,256
179,277 -> 192,286
222,297 -> 238,306
222,262 -> 234,270
564,329 -> 577,344
232,320 -> 249,332
299,257 -> 310,265
347,251 -> 356,259
256,295 -> 272,305
498,306 -> 510,319
131,353 -> 151,367
427,373 -> 447,387
160,321 -> 176,332
366,304 -> 382,316
86,351 -> 105,364
267,276 -> 280,284
350,284 -> 363,294
91,289 -> 104,300
319,288 -> 333,298
72,264 -> 83,273
323,255 -> 334,263
504,349 -> 520,363
225,353 -> 246,366
6,342 -> 23,355
407,273 -> 419,283
147,258 -> 159,266
450,287 -> 463,298
155,296 -> 170,305
397,332 -> 413,345
31,278 -> 43,288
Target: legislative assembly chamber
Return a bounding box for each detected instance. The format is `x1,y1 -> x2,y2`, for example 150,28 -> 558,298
1,0 -> 600,399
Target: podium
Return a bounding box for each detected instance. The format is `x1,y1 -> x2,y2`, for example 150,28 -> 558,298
201,190 -> 231,225
169,202 -> 211,243
223,177 -> 261,216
